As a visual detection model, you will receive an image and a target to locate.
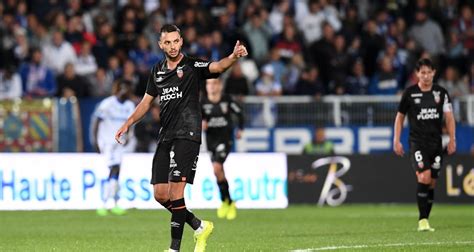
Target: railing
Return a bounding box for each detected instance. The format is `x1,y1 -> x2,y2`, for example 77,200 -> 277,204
242,95 -> 474,127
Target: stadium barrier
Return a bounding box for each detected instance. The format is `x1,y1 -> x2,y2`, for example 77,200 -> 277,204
0,152 -> 287,210
287,154 -> 474,205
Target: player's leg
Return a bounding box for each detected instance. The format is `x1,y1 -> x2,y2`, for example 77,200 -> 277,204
170,140 -> 213,252
97,144 -> 115,216
427,152 -> 442,218
212,143 -> 236,219
151,142 -> 203,232
411,145 -> 435,231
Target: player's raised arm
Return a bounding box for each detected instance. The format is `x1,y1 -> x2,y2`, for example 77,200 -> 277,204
115,93 -> 155,144
393,112 -> 405,156
209,40 -> 248,74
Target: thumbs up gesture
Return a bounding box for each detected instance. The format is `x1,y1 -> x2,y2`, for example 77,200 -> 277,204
232,40 -> 248,58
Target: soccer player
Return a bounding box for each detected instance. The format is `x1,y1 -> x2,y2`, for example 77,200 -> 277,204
92,80 -> 136,216
115,24 -> 248,252
393,58 -> 456,232
201,78 -> 244,220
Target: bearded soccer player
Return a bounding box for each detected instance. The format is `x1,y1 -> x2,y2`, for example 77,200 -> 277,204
393,58 -> 456,232
115,24 -> 248,252
202,78 -> 244,220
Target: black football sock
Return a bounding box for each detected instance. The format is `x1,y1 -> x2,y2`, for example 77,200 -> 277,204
217,180 -> 232,203
427,188 -> 434,218
170,198 -> 187,250
417,183 -> 430,220
160,200 -> 201,230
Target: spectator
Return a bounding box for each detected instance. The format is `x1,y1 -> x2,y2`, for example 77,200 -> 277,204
19,48 -> 56,97
56,63 -> 90,98
128,34 -> 161,75
89,68 -> 113,98
268,0 -> 291,36
361,19 -> 385,78
255,64 -> 282,96
92,21 -> 115,68
243,9 -> 272,65
327,34 -> 350,92
309,22 -> 336,86
438,66 -> 469,99
283,53 -> 305,95
302,128 -> 335,155
346,59 -> 370,95
274,23 -> 303,63
224,62 -> 252,97
369,56 -> 399,95
408,9 -> 445,59
0,66 -> 22,100
452,5 -> 474,58
295,65 -> 325,97
42,30 -> 77,74
74,41 -> 98,78
13,27 -> 29,63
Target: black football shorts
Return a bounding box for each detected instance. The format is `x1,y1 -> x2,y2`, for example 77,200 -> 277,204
207,140 -> 232,164
409,141 -> 443,178
151,139 -> 200,184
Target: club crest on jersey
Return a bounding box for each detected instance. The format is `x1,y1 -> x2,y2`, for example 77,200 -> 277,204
432,91 -> 441,104
177,66 -> 184,78
220,102 -> 228,113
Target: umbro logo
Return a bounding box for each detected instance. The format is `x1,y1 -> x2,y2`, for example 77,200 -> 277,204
194,61 -> 209,67
170,221 -> 180,228
173,170 -> 181,177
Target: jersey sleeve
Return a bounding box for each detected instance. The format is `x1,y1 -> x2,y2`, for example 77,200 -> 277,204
94,99 -> 109,120
442,90 -> 453,113
397,89 -> 410,114
192,59 -> 215,79
229,96 -> 245,129
145,66 -> 159,97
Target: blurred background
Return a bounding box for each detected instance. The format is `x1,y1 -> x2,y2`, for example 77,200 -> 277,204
0,0 -> 473,209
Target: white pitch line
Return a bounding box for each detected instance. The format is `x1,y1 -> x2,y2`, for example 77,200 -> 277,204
291,241 -> 474,251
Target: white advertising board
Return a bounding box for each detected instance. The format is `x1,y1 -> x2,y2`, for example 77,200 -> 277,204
0,153 -> 287,210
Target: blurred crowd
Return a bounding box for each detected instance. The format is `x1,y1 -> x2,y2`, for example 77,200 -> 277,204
0,0 -> 473,102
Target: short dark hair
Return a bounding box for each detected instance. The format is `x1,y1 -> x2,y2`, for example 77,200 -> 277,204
415,58 -> 435,71
160,24 -> 181,35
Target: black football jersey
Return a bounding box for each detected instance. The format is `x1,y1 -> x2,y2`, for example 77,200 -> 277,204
201,94 -> 244,144
398,84 -> 452,145
146,55 -> 215,143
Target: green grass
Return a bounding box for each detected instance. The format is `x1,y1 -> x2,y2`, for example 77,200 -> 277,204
0,205 -> 473,251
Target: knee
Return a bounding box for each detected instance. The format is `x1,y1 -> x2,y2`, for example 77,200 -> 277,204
213,162 -> 223,176
154,190 -> 169,204
417,171 -> 431,184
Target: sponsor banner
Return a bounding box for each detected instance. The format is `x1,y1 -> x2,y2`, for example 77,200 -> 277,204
288,154 -> 473,205
235,126 -> 474,154
0,153 -> 287,210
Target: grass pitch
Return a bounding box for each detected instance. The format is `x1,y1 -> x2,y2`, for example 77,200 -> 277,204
0,204 -> 472,251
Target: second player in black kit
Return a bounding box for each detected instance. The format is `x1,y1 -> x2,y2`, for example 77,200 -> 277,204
393,58 -> 456,232
115,24 -> 248,252
201,78 -> 244,220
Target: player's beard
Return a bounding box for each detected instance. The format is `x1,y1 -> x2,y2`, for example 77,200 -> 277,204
165,49 -> 181,61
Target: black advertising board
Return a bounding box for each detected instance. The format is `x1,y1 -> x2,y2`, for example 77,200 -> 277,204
287,155 -> 473,205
